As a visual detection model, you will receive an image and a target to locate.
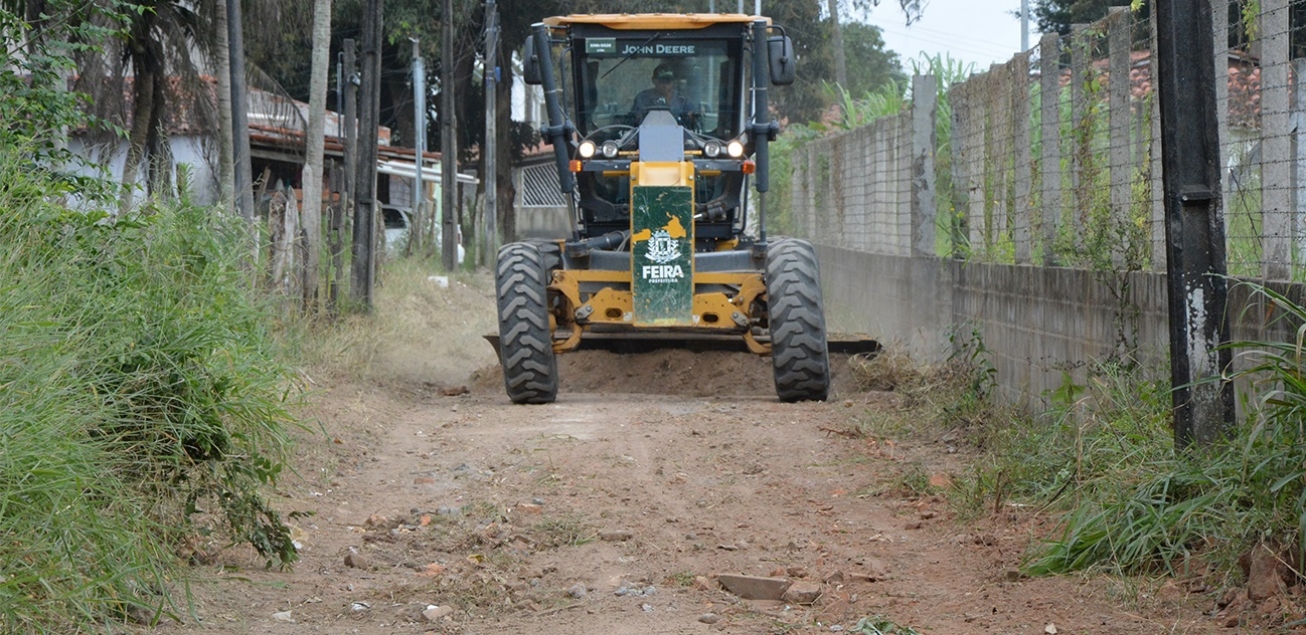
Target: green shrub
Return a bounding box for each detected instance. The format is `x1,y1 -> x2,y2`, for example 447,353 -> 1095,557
0,146 -> 299,631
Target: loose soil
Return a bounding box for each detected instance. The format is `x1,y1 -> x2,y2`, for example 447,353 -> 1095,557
148,273 -> 1229,635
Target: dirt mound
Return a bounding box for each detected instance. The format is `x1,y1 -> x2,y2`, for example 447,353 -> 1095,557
472,349 -> 862,399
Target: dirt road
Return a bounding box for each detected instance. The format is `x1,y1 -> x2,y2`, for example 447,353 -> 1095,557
151,275 -> 1219,635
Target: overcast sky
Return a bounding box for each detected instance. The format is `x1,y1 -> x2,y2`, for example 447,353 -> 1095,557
863,0 -> 1029,73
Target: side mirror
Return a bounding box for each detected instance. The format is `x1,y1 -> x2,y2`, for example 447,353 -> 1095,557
523,35 -> 542,85
768,35 -> 795,86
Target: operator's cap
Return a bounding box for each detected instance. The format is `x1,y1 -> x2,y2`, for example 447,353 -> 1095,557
654,67 -> 675,81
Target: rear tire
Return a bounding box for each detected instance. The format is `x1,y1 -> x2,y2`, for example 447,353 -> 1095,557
765,239 -> 830,402
496,242 -> 558,404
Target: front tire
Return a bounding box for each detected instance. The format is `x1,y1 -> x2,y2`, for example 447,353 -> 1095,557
766,239 -> 830,402
495,242 -> 558,404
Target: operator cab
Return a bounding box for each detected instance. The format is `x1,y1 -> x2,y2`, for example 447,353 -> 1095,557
533,16 -> 763,243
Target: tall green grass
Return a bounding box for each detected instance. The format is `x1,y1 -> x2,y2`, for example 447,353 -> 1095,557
0,147 -> 298,631
1015,285 -> 1306,580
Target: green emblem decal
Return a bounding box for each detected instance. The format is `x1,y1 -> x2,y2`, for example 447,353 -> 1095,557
631,186 -> 694,326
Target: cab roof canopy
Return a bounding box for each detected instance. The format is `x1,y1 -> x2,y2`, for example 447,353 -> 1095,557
542,13 -> 771,30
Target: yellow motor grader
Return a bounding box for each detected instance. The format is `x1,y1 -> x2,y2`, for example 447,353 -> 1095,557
493,12 -> 865,404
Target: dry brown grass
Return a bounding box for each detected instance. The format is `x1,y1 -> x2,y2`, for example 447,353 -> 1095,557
298,260 -> 498,386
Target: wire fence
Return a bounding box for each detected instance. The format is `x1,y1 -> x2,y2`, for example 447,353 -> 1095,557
790,0 -> 1306,282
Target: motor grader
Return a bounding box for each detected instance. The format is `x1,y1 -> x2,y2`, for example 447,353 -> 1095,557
494,12 -> 841,404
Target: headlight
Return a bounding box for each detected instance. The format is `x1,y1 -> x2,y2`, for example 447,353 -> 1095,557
727,139 -> 745,158
578,140 -> 596,159
600,141 -> 620,158
704,141 -> 723,158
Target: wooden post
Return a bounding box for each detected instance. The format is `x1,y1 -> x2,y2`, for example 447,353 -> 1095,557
441,0 -> 458,271
351,0 -> 382,309
328,160 -> 344,317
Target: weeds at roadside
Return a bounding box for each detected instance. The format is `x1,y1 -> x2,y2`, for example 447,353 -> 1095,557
849,614 -> 923,634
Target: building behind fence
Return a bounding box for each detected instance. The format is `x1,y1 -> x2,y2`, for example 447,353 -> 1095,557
789,1 -> 1306,405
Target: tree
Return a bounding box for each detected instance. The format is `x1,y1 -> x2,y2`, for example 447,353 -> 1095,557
841,21 -> 905,99
1030,0 -> 1131,34
301,0 -> 332,311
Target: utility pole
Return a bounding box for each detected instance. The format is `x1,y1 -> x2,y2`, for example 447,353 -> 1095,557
441,0 -> 458,271
343,40 -> 358,203
227,0 -> 254,221
485,0 -> 499,264
1021,0 -> 1029,51
411,38 -> 426,254
352,0 -> 383,308
1155,0 -> 1234,447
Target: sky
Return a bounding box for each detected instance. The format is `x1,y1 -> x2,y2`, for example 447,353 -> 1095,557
862,0 -> 1028,73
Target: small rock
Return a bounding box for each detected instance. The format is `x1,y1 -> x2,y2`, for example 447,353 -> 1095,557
417,562 -> 444,576
716,574 -> 791,601
364,514 -> 388,528
600,529 -> 633,542
692,575 -> 713,591
436,506 -> 461,516
929,473 -> 953,488
698,613 -> 720,624
1003,568 -> 1022,582
1247,546 -> 1285,601
422,605 -> 453,622
641,603 -> 653,612
782,581 -> 822,605
787,566 -> 809,578
518,503 -> 543,515
904,522 -> 923,530
823,570 -> 846,584
567,584 -> 588,599
1045,624 -> 1058,634
350,601 -> 370,612
441,385 -> 469,396
271,611 -> 294,623
532,497 -> 545,505
414,477 -> 435,485
343,552 -> 370,570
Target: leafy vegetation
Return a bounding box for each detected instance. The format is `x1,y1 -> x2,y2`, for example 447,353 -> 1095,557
0,143 -> 303,630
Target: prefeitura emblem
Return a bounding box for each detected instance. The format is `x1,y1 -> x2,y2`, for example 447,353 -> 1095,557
645,229 -> 680,264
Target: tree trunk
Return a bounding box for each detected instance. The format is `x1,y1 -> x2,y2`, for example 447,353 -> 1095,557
828,0 -> 847,90
215,0 -> 236,207
121,61 -> 155,211
147,66 -> 173,198
301,0 -> 333,313
495,62 -> 516,241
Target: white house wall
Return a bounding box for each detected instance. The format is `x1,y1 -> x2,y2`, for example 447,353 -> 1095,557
67,135 -> 218,208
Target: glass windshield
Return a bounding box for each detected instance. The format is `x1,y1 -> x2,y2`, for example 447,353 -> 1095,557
575,36 -> 741,139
